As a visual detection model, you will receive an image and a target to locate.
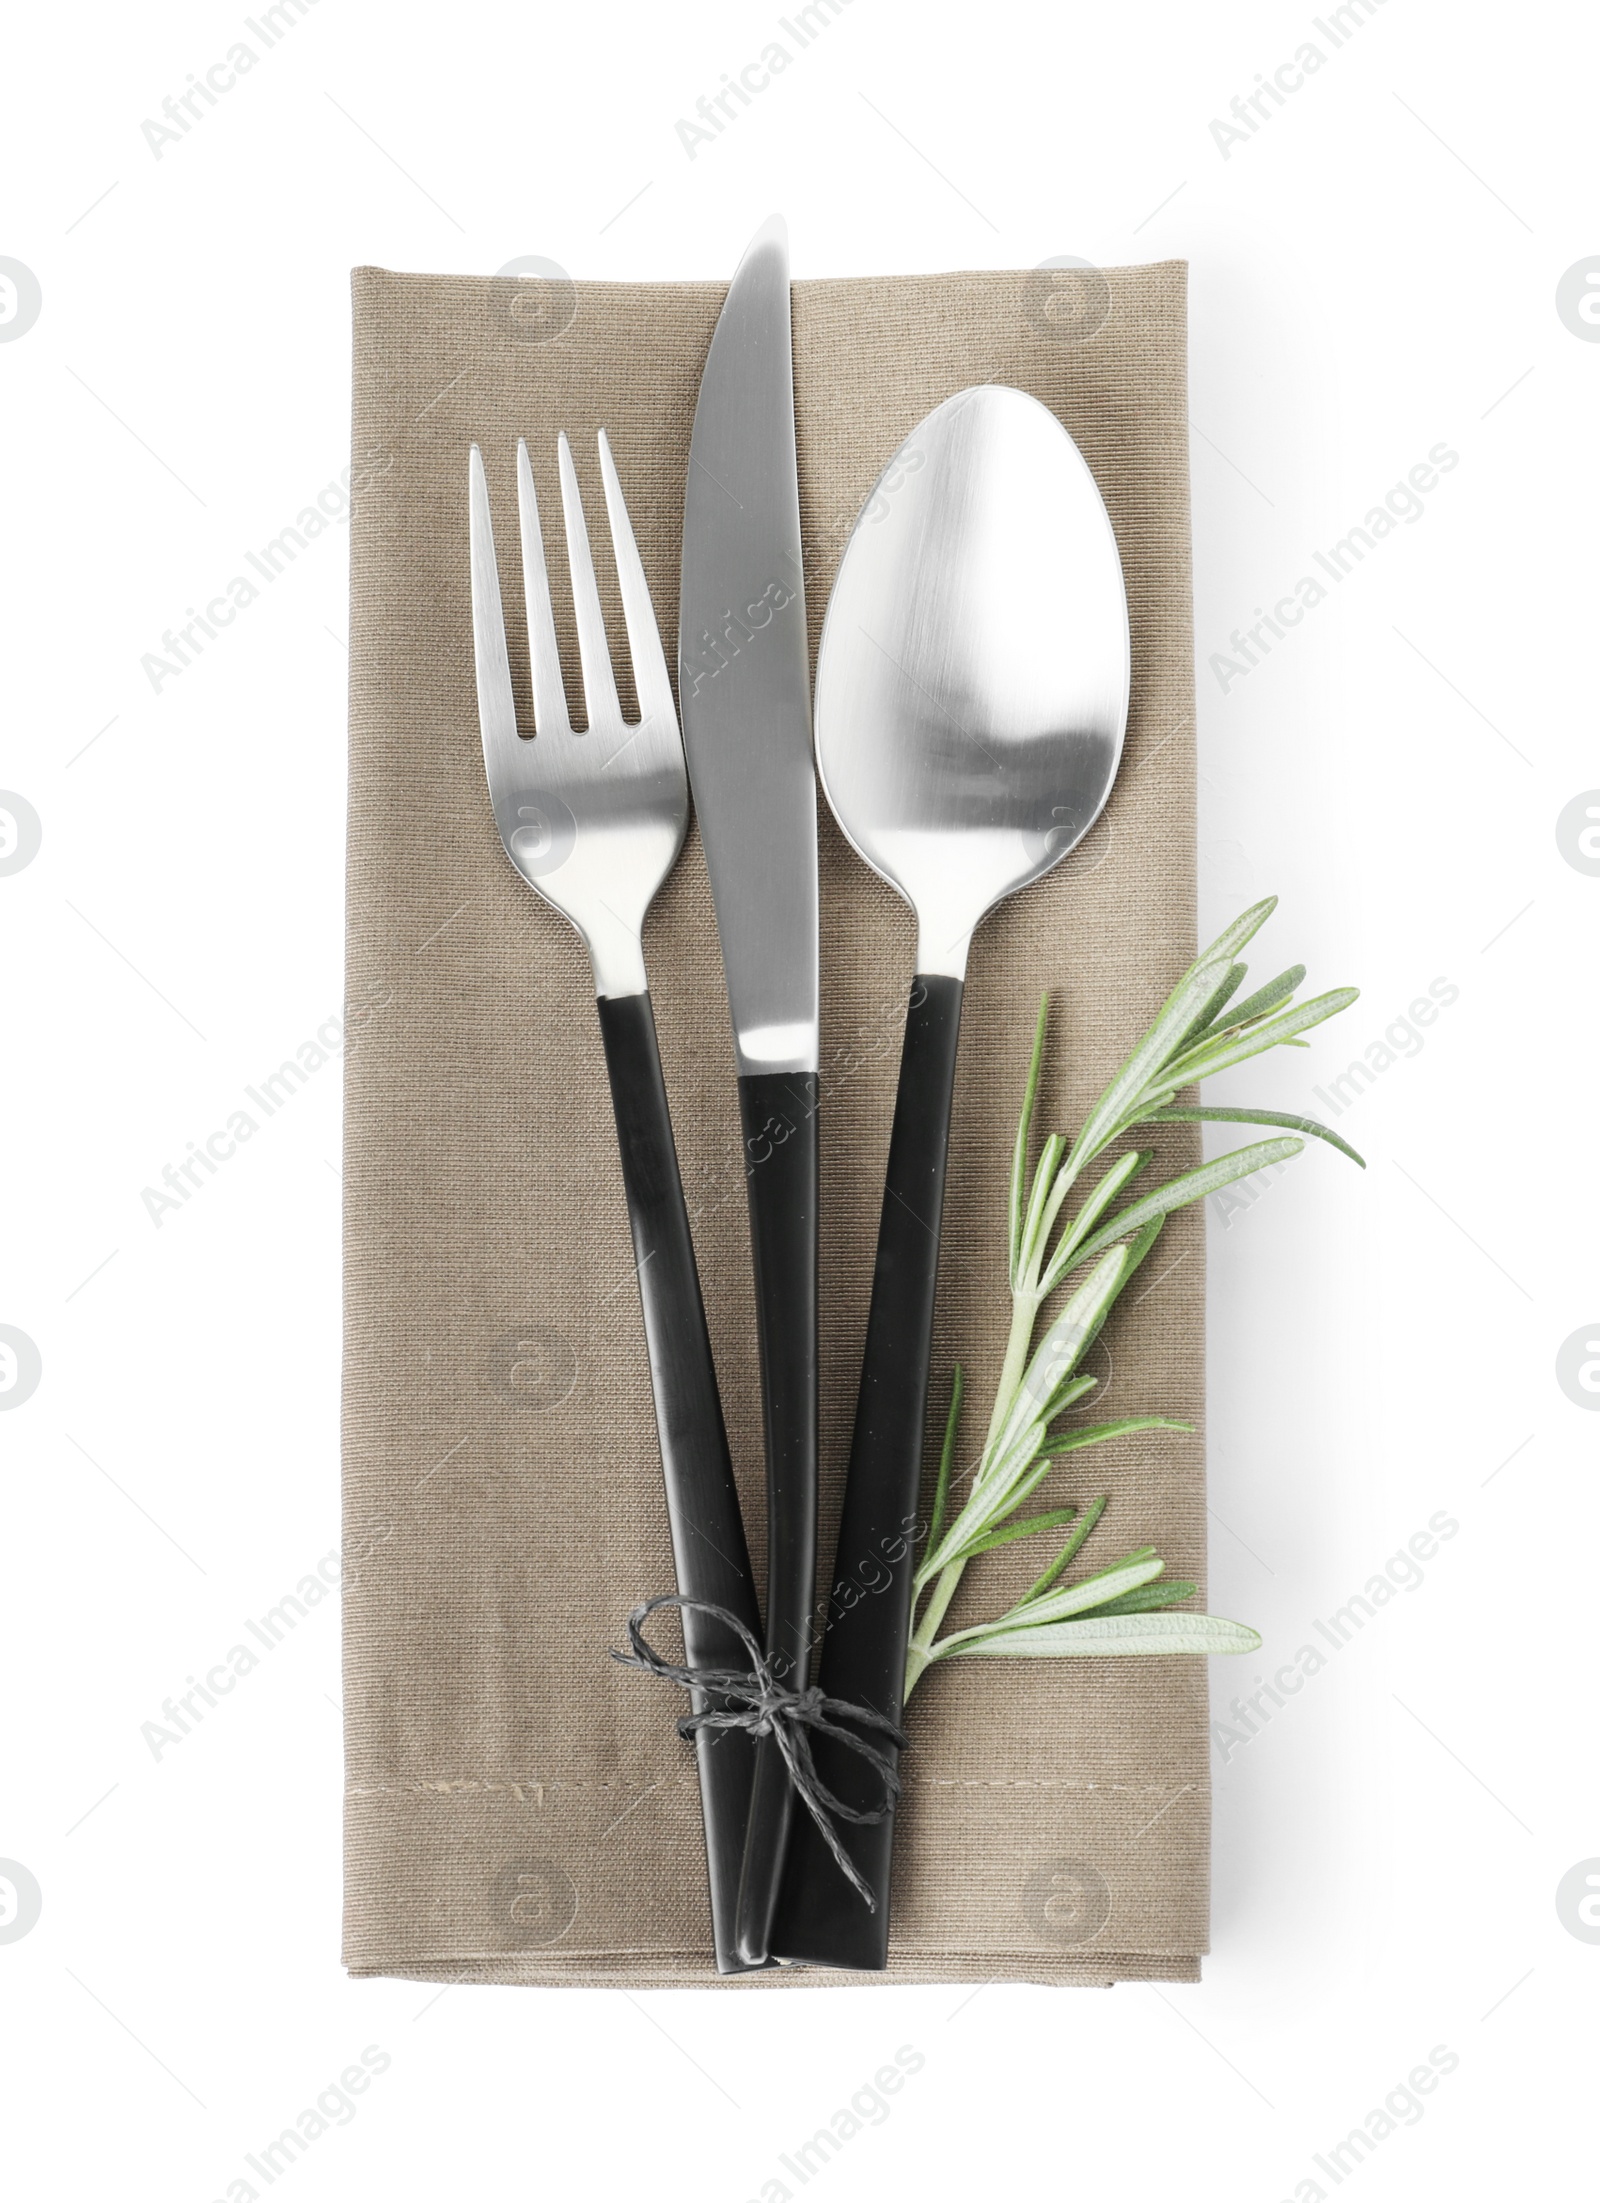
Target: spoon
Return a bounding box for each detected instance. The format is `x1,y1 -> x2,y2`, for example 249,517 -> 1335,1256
771,385 -> 1130,1968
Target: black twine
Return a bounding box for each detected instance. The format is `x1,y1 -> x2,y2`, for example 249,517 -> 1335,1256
611,1594 -> 907,1911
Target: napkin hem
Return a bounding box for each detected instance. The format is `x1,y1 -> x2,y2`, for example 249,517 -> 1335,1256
345,1956 -> 1204,1988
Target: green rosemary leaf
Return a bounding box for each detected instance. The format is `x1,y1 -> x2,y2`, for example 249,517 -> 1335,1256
1037,1371 -> 1100,1425
920,1426 -> 1050,1578
964,1407 -> 1054,1514
1143,1104 -> 1365,1167
935,1612 -> 1263,1660
1089,1580 -> 1198,1615
923,1550 -> 1167,1659
1161,986 -> 1360,1087
1038,1148 -> 1148,1296
1068,1138 -> 1303,1271
944,1506 -> 1083,1561
1124,1216 -> 1165,1273
989,1547 -> 1164,1633
1007,994 -> 1051,1284
1068,1218 -> 1165,1372
1211,963 -> 1306,1031
1201,896 -> 1280,965
939,1444 -> 1059,1567
1069,959 -> 1239,1168
926,1365 -> 964,1554
1177,959 -> 1247,1046
1016,1133 -> 1067,1283
1044,1415 -> 1193,1455
1020,1492 -> 1108,1601
993,1247 -> 1132,1463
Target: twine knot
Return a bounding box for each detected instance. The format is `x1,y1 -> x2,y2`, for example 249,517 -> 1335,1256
611,1594 -> 907,1911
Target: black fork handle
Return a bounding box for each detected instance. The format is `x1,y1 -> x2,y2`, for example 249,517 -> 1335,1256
596,990 -> 766,1975
731,1073 -> 819,1968
771,974 -> 964,1969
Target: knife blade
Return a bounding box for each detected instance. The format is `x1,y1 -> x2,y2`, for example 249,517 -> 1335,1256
679,214 -> 819,1969
680,215 -> 817,1077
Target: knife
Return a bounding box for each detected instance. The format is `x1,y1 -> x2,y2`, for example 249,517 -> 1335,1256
679,214 -> 819,1971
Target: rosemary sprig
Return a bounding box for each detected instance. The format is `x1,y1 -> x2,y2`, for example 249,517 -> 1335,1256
903,898 -> 1361,1696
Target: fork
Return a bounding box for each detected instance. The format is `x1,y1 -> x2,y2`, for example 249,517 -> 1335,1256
468,432 -> 765,1975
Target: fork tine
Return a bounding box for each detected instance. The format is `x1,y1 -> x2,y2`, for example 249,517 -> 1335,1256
556,431 -> 622,732
596,430 -> 678,729
516,439 -> 572,737
468,445 -> 521,769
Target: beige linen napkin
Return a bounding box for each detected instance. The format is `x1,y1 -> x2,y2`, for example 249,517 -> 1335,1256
342,259 -> 1206,1986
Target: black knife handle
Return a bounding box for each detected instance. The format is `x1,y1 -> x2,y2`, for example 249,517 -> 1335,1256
771,974 -> 965,1969
731,1072 -> 819,1967
595,990 -> 766,1975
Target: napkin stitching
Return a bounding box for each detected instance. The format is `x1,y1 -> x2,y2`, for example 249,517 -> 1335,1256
344,1777 -> 1200,1796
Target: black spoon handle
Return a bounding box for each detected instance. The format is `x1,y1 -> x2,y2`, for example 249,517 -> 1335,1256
771,974 -> 964,1969
730,1073 -> 820,1968
596,990 -> 766,1975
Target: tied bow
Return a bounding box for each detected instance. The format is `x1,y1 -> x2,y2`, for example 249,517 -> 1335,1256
611,1594 -> 907,1911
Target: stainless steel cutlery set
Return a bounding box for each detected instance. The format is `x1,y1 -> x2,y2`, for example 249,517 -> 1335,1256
468,218 -> 1130,1972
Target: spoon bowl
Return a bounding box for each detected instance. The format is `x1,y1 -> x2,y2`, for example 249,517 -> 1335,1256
814,386 -> 1129,975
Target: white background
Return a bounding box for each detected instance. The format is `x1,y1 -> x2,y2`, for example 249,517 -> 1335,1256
1,0 -> 1591,2195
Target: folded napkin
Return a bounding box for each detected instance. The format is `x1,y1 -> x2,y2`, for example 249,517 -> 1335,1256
342,258 -> 1206,1986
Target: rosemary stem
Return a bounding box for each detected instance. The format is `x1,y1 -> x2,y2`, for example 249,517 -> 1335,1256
905,1557 -> 968,1698
981,1287 -> 1041,1455
908,1279 -> 1042,1696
